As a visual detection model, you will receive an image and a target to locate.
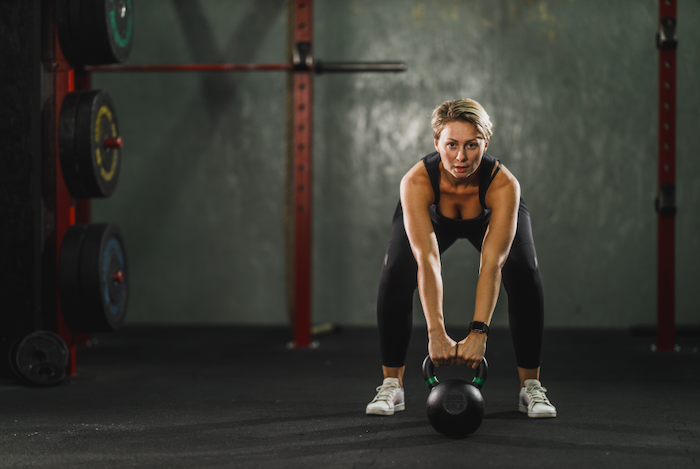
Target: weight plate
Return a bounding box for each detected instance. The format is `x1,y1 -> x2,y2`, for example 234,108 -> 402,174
58,92 -> 83,194
41,331 -> 71,367
56,0 -> 134,66
56,0 -> 78,64
100,0 -> 135,64
59,90 -> 121,199
15,332 -> 69,386
6,339 -> 23,379
59,223 -> 129,333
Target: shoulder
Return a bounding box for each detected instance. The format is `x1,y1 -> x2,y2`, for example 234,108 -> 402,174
485,163 -> 520,208
401,160 -> 432,192
482,152 -> 518,190
400,160 -> 434,206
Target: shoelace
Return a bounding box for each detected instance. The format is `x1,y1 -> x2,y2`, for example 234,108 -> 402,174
525,383 -> 551,405
371,384 -> 398,403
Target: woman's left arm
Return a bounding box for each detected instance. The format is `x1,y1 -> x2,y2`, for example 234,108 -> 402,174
456,167 -> 520,369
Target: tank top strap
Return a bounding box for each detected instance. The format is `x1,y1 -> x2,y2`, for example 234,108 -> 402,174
421,151 -> 441,205
478,153 -> 502,210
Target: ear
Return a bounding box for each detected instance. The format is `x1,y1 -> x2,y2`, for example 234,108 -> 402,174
484,138 -> 490,150
434,139 -> 439,152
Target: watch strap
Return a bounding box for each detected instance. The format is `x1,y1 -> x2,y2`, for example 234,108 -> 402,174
469,321 -> 490,336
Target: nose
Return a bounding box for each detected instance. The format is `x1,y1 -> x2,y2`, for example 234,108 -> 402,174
456,151 -> 465,162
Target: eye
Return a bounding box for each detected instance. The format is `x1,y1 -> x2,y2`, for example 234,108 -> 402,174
467,142 -> 478,149
448,142 -> 456,148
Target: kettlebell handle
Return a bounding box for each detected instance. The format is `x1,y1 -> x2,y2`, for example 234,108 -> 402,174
422,355 -> 488,390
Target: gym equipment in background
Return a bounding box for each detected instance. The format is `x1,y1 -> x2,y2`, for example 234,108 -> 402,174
59,223 -> 128,333
56,0 -> 134,66
10,331 -> 70,386
0,0 -> 133,386
84,0 -> 406,348
59,89 -> 122,199
654,0 -> 678,352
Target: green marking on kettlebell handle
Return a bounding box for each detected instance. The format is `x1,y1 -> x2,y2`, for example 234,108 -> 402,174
425,377 -> 438,387
109,0 -> 133,48
472,377 -> 485,386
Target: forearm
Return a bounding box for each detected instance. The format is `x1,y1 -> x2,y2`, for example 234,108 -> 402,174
418,259 -> 459,365
416,260 -> 446,338
472,263 -> 502,326
454,264 -> 500,368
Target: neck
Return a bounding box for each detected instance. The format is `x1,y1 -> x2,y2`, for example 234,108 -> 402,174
439,161 -> 481,189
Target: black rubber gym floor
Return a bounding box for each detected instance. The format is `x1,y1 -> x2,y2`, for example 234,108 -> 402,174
1,326 -> 698,468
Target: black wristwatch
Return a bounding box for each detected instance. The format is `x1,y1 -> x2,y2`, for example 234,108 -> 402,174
469,321 -> 490,336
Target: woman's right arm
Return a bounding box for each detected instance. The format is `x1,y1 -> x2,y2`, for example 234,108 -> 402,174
399,164 -> 457,366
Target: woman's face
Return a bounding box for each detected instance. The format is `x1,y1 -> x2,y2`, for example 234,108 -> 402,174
435,121 -> 489,181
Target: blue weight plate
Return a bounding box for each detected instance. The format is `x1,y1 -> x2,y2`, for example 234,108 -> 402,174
59,223 -> 128,333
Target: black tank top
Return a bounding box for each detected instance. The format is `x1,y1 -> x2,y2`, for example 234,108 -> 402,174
421,151 -> 502,219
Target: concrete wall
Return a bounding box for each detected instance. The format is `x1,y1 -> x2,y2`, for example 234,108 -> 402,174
92,0 -> 700,329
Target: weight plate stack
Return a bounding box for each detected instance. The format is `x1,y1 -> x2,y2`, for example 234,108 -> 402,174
14,331 -> 70,386
59,223 -> 129,333
57,0 -> 135,66
59,90 -> 122,198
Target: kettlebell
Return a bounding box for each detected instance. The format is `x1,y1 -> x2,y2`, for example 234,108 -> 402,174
422,354 -> 488,437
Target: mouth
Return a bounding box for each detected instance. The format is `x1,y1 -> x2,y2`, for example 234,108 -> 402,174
454,167 -> 468,173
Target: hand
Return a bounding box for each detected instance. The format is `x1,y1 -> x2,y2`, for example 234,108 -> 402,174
428,332 -> 458,367
455,332 -> 487,369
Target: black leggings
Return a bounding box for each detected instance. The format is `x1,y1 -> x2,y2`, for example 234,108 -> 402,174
376,200 -> 545,369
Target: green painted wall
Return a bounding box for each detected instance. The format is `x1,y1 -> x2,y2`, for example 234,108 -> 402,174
93,0 -> 700,329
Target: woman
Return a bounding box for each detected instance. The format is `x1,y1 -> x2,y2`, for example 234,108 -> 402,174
366,98 -> 556,418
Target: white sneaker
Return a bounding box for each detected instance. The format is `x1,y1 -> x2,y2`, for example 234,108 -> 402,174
519,379 -> 557,418
365,377 -> 405,415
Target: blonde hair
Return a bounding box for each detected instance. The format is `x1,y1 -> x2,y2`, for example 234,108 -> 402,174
431,98 -> 494,141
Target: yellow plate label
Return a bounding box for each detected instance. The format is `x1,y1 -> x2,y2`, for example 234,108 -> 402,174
94,105 -> 119,182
